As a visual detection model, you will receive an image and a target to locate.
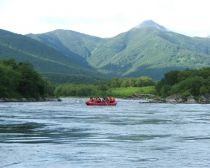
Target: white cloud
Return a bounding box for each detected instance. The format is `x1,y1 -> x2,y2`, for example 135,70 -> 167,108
0,0 -> 210,37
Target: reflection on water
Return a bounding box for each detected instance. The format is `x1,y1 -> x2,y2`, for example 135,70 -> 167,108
0,122 -> 44,133
1,98 -> 210,168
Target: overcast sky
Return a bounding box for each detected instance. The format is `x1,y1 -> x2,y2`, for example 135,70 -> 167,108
0,0 -> 210,37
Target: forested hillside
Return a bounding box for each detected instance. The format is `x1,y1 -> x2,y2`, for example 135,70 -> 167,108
28,20 -> 210,80
27,29 -> 104,66
1,20 -> 210,83
88,20 -> 210,78
0,29 -> 105,83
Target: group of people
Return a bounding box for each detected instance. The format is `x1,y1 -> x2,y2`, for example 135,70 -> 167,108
89,97 -> 116,103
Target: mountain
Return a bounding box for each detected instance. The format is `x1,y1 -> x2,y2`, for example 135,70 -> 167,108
135,20 -> 167,31
27,29 -> 104,65
0,20 -> 201,80
0,29 -> 104,83
27,20 -> 210,80
88,22 -> 210,79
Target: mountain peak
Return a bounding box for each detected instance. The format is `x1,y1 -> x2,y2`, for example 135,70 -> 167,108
135,20 -> 167,31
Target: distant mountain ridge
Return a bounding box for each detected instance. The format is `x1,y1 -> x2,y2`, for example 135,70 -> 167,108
28,29 -> 104,59
0,29 -> 105,83
1,20 -> 210,82
134,20 -> 167,31
27,20 -> 210,79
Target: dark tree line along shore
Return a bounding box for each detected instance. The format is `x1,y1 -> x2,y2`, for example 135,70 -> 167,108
1,59 -> 210,102
156,68 -> 210,97
0,59 -> 54,100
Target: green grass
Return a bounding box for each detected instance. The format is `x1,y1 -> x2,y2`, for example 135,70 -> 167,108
109,86 -> 156,98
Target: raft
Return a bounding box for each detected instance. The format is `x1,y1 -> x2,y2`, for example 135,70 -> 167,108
86,100 -> 117,106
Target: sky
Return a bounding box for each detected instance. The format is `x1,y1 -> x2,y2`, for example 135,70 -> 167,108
0,0 -> 210,37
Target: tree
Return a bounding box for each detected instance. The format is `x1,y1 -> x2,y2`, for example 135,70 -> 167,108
0,59 -> 54,99
164,71 -> 179,85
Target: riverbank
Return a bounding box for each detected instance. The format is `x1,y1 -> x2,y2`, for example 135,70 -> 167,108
0,97 -> 62,102
129,94 -> 210,104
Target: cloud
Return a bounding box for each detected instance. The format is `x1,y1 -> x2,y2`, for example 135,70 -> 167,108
0,0 -> 210,37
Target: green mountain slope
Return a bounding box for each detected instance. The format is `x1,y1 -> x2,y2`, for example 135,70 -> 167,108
0,29 -> 104,83
89,20 -> 210,79
27,29 -> 104,65
27,20 -> 210,80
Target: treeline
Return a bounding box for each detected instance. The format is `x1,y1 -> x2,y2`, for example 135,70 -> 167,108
55,76 -> 155,97
156,68 -> 210,97
55,68 -> 210,98
104,76 -> 155,88
2,58 -> 210,99
55,84 -> 100,97
0,59 -> 54,99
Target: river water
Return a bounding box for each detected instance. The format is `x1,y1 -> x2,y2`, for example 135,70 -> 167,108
1,98 -> 210,168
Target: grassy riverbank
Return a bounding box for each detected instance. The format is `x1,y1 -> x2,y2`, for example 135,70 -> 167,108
54,77 -> 156,98
109,86 -> 156,98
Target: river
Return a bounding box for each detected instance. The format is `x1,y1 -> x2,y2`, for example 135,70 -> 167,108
1,98 -> 210,168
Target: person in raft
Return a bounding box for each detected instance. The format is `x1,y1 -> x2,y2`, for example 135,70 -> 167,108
108,97 -> 115,103
89,97 -> 115,103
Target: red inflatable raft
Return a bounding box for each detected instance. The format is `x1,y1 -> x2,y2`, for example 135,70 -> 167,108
86,100 -> 117,106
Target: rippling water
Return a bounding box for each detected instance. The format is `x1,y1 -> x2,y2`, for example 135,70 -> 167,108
1,98 -> 210,168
